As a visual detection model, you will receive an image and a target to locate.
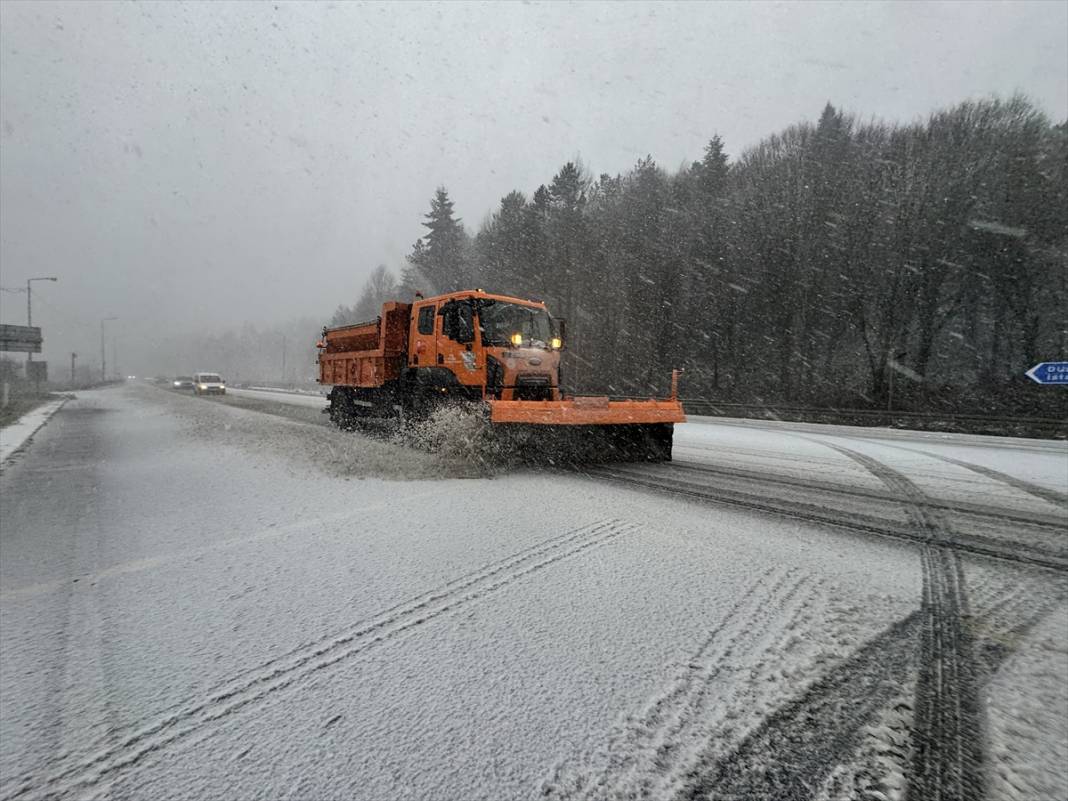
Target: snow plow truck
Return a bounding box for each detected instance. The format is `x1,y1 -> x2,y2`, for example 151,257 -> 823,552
316,289 -> 685,461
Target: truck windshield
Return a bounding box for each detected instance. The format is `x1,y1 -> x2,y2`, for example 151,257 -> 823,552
199,374 -> 222,383
477,301 -> 553,347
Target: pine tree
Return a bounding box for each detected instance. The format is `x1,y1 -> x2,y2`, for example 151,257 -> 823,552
546,162 -> 590,320
416,187 -> 468,293
400,239 -> 432,298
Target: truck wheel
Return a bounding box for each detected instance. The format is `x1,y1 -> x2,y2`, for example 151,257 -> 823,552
327,387 -> 358,429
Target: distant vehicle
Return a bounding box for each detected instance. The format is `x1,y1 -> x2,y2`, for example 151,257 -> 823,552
193,372 -> 226,395
172,376 -> 194,390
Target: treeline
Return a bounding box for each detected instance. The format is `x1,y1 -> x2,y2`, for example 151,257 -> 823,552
335,95 -> 1068,414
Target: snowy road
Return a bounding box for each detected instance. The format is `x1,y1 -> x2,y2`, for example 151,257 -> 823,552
227,386 -> 329,409
1,385 -> 1066,800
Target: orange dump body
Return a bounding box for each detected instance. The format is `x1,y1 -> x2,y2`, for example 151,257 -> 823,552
318,302 -> 411,388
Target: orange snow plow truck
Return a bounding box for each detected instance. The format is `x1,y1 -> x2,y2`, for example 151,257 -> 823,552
316,289 -> 685,461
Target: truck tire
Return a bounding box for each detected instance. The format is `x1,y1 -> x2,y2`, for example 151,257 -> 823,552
327,387 -> 360,429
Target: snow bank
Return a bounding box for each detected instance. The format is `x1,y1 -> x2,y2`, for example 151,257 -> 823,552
0,398 -> 67,466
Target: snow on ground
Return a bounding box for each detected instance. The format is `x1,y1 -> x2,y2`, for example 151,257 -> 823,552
673,419 -> 891,492
215,388 -> 1068,517
153,384 -> 476,480
675,416 -> 1067,516
0,398 -> 67,466
816,679 -> 917,801
683,413 -> 1068,453
228,387 -> 327,409
1,385 -> 926,800
985,601 -> 1068,800
808,433 -> 1066,516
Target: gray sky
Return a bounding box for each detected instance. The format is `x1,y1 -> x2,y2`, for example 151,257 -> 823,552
2,0 -> 1066,374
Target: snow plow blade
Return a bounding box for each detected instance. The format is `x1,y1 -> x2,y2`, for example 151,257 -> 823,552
488,397 -> 685,463
488,397 -> 685,426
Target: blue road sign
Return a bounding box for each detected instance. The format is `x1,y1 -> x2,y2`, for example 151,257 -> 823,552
1025,362 -> 1068,385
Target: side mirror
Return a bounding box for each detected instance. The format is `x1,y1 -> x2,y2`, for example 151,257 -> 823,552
555,318 -> 567,350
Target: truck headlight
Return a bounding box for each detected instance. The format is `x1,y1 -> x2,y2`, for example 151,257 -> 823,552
550,337 -> 562,350
510,332 -> 523,347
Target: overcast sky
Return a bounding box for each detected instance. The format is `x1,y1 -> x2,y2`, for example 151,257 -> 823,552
1,0 -> 1066,374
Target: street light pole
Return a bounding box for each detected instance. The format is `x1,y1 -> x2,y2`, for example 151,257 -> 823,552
100,317 -> 118,382
26,276 -> 58,370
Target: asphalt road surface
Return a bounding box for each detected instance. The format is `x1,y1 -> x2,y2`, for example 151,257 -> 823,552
2,384 -> 1065,800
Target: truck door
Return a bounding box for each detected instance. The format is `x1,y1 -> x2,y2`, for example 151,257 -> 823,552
410,302 -> 438,368
438,299 -> 481,389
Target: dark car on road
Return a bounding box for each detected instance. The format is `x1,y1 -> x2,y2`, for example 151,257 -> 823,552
172,376 -> 194,390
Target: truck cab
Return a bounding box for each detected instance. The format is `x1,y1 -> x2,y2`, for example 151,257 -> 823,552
407,291 -> 563,403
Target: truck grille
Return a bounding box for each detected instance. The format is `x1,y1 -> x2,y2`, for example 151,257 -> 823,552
514,374 -> 552,401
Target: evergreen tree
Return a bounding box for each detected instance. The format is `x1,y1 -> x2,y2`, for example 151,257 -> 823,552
400,239 -> 432,298
415,187 -> 468,293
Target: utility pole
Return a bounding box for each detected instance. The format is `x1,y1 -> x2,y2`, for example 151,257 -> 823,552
71,352 -> 77,386
100,317 -> 117,382
281,334 -> 287,385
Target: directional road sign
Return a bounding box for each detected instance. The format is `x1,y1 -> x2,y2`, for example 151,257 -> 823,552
0,324 -> 42,353
1025,361 -> 1068,385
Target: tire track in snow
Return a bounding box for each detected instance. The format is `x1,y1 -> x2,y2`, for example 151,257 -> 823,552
542,565 -> 823,800
679,568 -> 1065,801
666,459 -> 1064,530
585,464 -> 1067,572
809,440 -> 985,801
2,519 -> 634,801
165,515 -> 613,708
855,440 -> 1068,510
964,568 -> 1068,690
812,574 -> 1068,801
678,612 -> 923,801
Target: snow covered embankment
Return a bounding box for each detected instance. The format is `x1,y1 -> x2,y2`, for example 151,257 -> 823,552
0,398 -> 67,466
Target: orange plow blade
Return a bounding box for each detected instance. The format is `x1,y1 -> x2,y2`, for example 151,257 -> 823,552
488,397 -> 685,426
487,396 -> 685,463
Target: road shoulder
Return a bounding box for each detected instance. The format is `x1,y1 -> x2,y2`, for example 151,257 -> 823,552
0,397 -> 69,466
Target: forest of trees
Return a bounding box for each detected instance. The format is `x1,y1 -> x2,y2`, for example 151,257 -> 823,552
340,95 -> 1067,414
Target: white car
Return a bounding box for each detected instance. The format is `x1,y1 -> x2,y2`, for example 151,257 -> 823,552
192,372 -> 226,395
